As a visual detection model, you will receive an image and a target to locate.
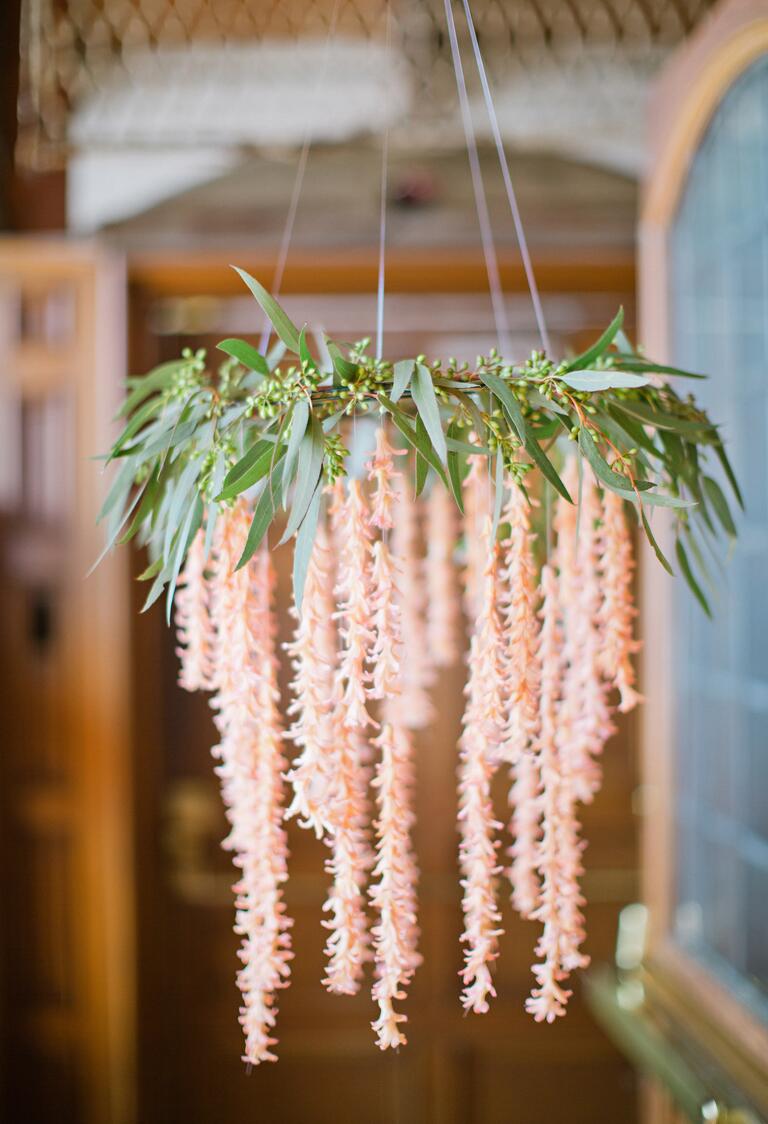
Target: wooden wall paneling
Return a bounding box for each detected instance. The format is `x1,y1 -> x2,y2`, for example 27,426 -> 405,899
0,239 -> 135,1124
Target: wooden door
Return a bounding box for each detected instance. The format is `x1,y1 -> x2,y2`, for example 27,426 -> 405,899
0,240 -> 135,1124
129,263 -> 639,1124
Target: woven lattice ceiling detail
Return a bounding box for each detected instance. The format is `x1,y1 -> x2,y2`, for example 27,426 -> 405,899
17,0 -> 716,168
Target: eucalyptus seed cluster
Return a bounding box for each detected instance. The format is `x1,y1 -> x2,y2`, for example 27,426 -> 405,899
323,434 -> 349,483
169,347 -> 207,400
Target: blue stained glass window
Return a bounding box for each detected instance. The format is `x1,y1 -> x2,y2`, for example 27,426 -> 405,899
670,54 -> 768,1026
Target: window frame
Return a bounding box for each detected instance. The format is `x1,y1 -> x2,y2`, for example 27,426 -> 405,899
639,0 -> 768,1088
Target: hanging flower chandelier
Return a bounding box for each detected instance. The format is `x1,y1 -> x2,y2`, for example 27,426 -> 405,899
99,271 -> 740,1064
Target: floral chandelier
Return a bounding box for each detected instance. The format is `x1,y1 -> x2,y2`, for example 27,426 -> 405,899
99,270 -> 739,1063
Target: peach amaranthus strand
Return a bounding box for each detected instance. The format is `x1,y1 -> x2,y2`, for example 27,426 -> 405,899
498,484 -> 542,919
284,520 -> 339,838
367,423 -> 405,531
369,539 -> 402,701
209,503 -> 292,1064
461,453 -> 492,619
425,484 -> 460,668
369,721 -> 421,1049
556,462 -> 615,804
321,479 -> 375,996
599,487 -> 643,713
366,428 -> 421,1047
458,525 -> 505,1014
390,472 -> 434,729
175,527 -> 216,692
525,564 -> 583,1023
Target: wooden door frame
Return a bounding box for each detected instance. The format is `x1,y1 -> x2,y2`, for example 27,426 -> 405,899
639,0 -> 768,1087
0,239 -> 135,1124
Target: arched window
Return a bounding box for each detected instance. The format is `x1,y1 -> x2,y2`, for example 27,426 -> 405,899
670,51 -> 768,1031
638,3 -> 768,1108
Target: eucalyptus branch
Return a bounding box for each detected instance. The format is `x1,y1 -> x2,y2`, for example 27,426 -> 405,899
99,270 -> 741,617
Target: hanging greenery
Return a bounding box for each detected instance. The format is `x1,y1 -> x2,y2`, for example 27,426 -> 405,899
102,268 -> 739,619
98,268 -> 741,1064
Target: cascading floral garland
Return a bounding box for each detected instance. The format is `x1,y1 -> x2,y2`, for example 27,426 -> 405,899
99,269 -> 741,1064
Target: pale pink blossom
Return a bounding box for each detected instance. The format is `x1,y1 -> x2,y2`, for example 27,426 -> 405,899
458,527 -> 505,1013
333,479 -> 376,730
390,473 -> 435,729
425,484 -> 461,667
321,714 -> 374,995
209,503 -> 292,1064
367,424 -> 406,531
321,480 -> 375,994
284,520 -> 339,838
497,484 -> 543,918
369,721 -> 421,1048
526,564 -> 586,1023
175,527 -> 216,691
461,453 -> 492,619
525,564 -> 569,1022
556,462 -> 615,804
598,487 -> 643,712
369,538 -> 403,701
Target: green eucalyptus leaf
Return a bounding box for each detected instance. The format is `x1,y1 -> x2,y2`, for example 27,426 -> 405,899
578,426 -> 634,490
714,443 -> 744,510
565,307 -> 624,371
281,399 -> 308,508
476,369 -> 526,445
612,399 -> 713,436
676,537 -> 712,617
612,355 -> 706,379
137,556 -> 163,582
118,466 -> 160,544
166,494 -> 204,624
613,486 -> 695,509
414,415 -> 430,497
117,359 -> 184,419
378,394 -> 449,487
447,386 -> 486,438
326,338 -> 358,381
218,438 -> 281,501
491,447 -> 504,539
391,360 -> 415,403
109,396 -> 163,461
235,460 -> 286,570
703,475 -> 737,538
232,267 -> 301,352
279,415 -> 324,545
559,369 -> 649,392
446,419 -> 466,514
640,509 -> 674,575
293,481 -> 322,611
411,363 -> 447,464
216,338 -> 269,375
298,326 -> 316,371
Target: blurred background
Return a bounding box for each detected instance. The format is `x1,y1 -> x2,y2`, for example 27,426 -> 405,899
0,1 -> 766,1122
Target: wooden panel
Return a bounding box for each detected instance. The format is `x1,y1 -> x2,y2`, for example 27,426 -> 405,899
0,239 -> 134,1124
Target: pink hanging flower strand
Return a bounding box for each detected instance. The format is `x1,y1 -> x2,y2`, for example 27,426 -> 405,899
458,521 -> 505,1014
599,487 -> 643,712
321,479 -> 375,996
175,527 -> 216,692
425,483 -> 460,667
526,563 -> 585,1023
209,502 -> 293,1064
284,520 -> 339,839
366,426 -> 421,1048
498,483 -> 542,920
